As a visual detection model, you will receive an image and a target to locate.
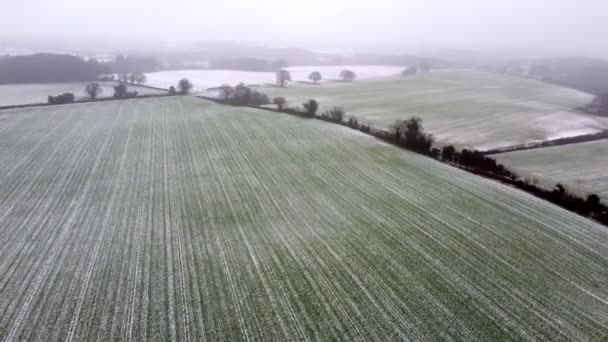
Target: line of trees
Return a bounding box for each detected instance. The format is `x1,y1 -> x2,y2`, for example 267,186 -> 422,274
259,95 -> 607,226
44,77 -> 193,106
271,69 -> 359,87
218,83 -> 270,106
206,84 -> 607,226
0,54 -> 109,84
98,72 -> 147,85
440,146 -> 607,225
209,58 -> 288,72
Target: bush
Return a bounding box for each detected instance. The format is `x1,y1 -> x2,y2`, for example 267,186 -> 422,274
302,99 -> 319,117
442,145 -> 456,161
48,92 -> 75,104
178,78 -> 193,94
273,97 -> 287,110
347,116 -> 359,129
221,83 -> 270,106
249,91 -> 270,106
390,117 -> 435,154
322,107 -> 345,123
339,69 -> 356,82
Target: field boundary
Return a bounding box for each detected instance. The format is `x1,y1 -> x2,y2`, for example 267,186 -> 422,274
0,92 -> 174,111
194,95 -> 608,227
482,130 -> 608,155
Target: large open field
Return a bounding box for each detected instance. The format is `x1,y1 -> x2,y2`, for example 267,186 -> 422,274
0,82 -> 165,107
145,65 -> 404,92
1,97 -> 608,340
259,69 -> 603,149
495,140 -> 608,199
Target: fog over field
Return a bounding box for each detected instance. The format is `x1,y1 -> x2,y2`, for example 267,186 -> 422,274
2,0 -> 608,58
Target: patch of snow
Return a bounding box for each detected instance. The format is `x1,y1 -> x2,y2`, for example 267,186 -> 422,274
145,65 -> 406,91
286,65 -> 405,83
145,70 -> 275,92
533,111 -> 608,140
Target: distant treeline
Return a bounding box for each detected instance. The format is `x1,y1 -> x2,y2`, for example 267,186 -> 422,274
0,54 -> 109,84
482,130 -> 608,155
206,86 -> 608,227
349,53 -> 449,68
209,58 -> 288,71
0,53 -> 159,84
529,58 -> 608,95
109,55 -> 159,74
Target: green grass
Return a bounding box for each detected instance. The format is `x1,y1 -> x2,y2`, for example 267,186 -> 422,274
0,82 -> 165,107
260,69 -> 605,150
495,140 -> 608,200
1,97 -> 608,340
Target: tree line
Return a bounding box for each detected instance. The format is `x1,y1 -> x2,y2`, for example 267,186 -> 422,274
209,86 -> 607,226
209,58 -> 288,72
272,64 -> 429,88
46,78 -> 195,105
0,53 -> 159,84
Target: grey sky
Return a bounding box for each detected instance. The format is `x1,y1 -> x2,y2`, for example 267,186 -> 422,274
2,0 -> 607,57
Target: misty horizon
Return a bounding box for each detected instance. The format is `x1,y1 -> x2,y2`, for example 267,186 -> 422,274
2,0 -> 608,59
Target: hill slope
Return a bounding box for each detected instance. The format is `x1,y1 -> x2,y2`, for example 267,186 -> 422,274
1,97 -> 607,340
0,82 -> 166,107
260,69 -> 603,149
495,139 -> 608,199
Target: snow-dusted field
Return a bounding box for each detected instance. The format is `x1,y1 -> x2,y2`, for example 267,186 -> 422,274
145,69 -> 275,91
145,65 -> 405,91
0,82 -> 165,107
1,96 -> 608,340
286,65 -> 404,83
260,69 -> 601,149
495,140 -> 608,199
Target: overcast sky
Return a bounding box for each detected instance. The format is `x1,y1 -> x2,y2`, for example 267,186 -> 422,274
2,0 -> 607,57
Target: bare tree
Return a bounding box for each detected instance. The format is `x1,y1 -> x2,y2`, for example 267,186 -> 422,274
302,99 -> 319,116
133,72 -> 147,85
273,97 -> 286,110
309,71 -> 322,84
402,66 -> 417,77
85,83 -> 103,100
276,70 -> 292,87
219,84 -> 234,100
178,78 -> 193,94
339,69 -> 356,82
113,83 -> 128,98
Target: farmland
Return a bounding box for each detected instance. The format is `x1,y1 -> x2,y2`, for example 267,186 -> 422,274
259,69 -> 603,149
145,65 -> 404,92
0,82 -> 165,107
1,97 -> 608,340
495,139 -> 608,199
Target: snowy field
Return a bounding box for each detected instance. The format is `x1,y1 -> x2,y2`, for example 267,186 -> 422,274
145,65 -> 405,92
0,82 -> 165,107
259,69 -> 601,149
495,140 -> 608,199
1,96 -> 608,340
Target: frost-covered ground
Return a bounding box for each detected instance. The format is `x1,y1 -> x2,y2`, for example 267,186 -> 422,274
259,69 -> 601,149
0,82 -> 165,107
146,69 -> 275,91
1,97 -> 608,340
286,65 -> 404,83
495,140 -> 608,199
145,65 -> 405,91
